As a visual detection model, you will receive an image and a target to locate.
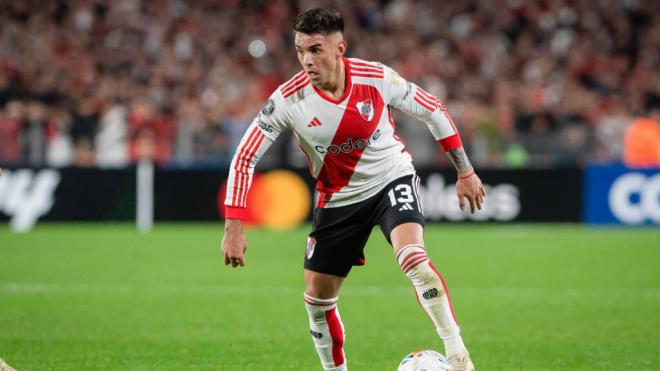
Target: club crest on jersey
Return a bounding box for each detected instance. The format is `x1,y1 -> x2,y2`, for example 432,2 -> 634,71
356,99 -> 374,121
306,237 -> 316,259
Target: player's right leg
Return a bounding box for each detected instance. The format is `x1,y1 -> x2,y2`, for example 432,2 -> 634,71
302,199 -> 375,371
304,269 -> 346,371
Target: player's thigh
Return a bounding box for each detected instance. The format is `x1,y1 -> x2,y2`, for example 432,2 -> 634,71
377,174 -> 426,247
305,200 -> 374,278
304,269 -> 345,299
390,222 -> 424,254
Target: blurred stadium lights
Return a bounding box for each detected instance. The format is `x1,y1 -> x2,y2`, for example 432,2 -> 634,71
248,39 -> 267,58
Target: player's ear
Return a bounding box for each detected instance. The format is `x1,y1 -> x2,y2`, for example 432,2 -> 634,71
337,39 -> 347,58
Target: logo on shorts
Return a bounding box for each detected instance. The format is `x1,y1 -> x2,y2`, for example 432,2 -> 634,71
306,237 -> 316,259
310,329 -> 323,339
422,288 -> 439,300
356,99 -> 374,121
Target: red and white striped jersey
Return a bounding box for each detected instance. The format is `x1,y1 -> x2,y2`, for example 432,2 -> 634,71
225,57 -> 462,219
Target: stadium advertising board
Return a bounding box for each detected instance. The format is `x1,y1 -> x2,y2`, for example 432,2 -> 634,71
0,166 -> 582,231
414,168 -> 581,223
584,165 -> 660,225
0,167 -> 134,231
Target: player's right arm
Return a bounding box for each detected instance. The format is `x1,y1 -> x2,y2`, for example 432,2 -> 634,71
221,93 -> 290,267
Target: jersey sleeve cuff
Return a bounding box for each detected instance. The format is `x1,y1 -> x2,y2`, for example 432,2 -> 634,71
224,206 -> 248,220
438,134 -> 462,152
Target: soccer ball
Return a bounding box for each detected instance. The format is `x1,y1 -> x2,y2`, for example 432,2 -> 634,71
397,350 -> 451,371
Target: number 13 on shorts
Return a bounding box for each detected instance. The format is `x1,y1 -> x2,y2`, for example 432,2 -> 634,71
387,176 -> 422,213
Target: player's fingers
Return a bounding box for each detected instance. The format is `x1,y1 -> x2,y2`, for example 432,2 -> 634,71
481,186 -> 486,197
458,194 -> 465,210
468,195 -> 476,214
224,253 -> 230,266
475,192 -> 482,210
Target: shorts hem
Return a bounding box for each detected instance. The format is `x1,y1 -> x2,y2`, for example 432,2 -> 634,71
303,263 -> 352,278
382,216 -> 426,244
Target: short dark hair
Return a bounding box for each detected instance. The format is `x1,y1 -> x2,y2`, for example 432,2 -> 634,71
292,7 -> 344,35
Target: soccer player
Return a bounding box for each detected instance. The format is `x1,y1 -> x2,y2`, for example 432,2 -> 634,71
221,8 -> 484,371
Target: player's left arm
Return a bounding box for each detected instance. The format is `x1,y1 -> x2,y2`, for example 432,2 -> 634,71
382,65 -> 486,213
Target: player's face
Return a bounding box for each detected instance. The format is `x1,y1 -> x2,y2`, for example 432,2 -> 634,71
294,32 -> 345,87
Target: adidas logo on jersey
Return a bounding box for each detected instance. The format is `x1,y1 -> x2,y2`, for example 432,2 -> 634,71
399,203 -> 414,211
308,117 -> 322,128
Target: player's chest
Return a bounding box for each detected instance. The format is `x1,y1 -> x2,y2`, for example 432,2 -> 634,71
291,84 -> 385,142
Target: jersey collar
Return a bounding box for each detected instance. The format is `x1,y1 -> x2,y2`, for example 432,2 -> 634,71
312,57 -> 353,105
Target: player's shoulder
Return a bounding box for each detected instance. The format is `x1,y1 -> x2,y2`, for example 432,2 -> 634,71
276,70 -> 313,101
346,57 -> 386,80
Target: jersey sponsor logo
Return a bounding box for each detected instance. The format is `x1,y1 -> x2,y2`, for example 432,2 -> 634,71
422,288 -> 438,300
256,116 -> 274,133
310,329 -> 323,339
306,237 -> 316,259
356,99 -> 374,121
403,81 -> 413,100
314,137 -> 371,155
261,99 -> 275,116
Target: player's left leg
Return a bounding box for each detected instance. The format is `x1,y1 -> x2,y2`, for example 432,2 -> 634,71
390,222 -> 474,371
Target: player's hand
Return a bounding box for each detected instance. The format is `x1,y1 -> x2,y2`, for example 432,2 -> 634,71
221,219 -> 248,268
456,170 -> 486,214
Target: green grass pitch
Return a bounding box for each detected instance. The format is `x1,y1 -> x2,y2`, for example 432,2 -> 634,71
0,223 -> 658,370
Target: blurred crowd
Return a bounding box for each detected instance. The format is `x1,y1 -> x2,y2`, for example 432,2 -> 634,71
0,0 -> 658,169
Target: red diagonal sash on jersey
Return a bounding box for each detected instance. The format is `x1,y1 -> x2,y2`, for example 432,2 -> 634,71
315,84 -> 384,207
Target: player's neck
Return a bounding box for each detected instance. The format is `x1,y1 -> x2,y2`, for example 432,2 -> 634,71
315,58 -> 346,100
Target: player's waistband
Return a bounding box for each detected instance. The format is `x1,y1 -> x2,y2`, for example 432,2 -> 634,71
317,168 -> 416,209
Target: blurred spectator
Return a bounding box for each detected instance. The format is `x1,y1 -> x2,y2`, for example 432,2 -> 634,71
70,95 -> 99,167
46,107 -> 74,167
128,100 -> 174,163
21,100 -> 49,166
0,0 -> 658,168
0,101 -> 22,163
623,92 -> 660,167
95,100 -> 128,167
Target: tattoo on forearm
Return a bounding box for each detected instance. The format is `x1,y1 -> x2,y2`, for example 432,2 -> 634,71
447,147 -> 473,173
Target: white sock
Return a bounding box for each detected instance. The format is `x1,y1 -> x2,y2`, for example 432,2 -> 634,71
304,293 -> 348,370
397,244 -> 466,356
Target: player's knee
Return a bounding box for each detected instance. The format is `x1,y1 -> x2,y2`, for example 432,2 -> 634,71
304,270 -> 343,300
304,293 -> 338,317
396,244 -> 439,285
